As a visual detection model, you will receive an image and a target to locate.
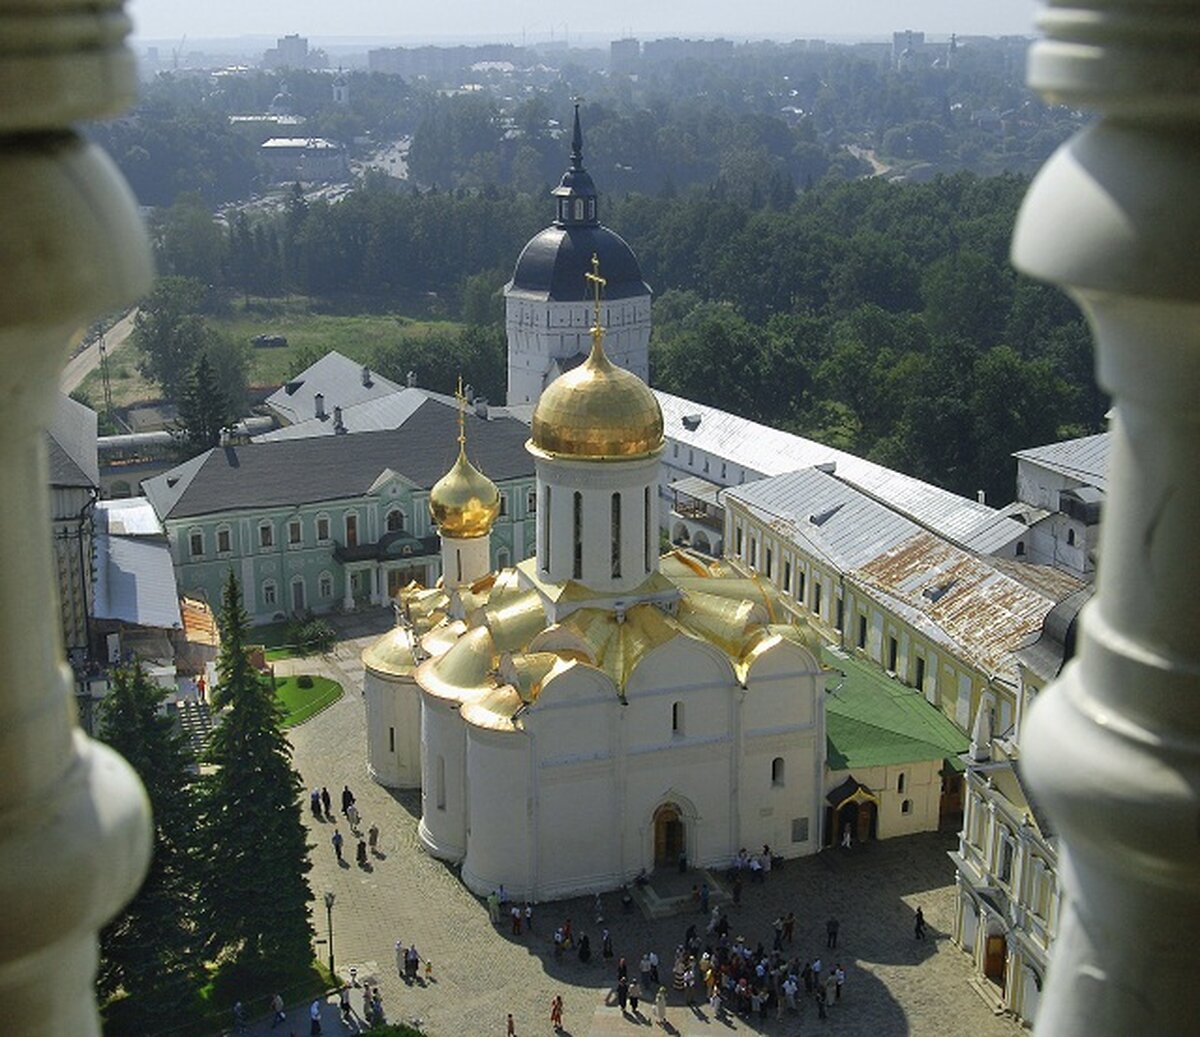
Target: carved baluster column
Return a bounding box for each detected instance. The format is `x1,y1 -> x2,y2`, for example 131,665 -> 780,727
0,1 -> 153,1033
1013,1 -> 1200,1034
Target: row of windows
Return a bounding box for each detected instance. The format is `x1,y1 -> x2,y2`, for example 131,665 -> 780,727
544,486 -> 653,580
260,572 -> 335,610
735,521 -> 822,615
669,442 -> 747,485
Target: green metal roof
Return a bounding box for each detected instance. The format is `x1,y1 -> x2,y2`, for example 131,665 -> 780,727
823,646 -> 968,771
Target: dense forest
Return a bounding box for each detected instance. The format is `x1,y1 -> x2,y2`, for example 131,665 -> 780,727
150,169 -> 1102,505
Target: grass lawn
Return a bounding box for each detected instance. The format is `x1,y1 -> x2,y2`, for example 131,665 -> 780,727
274,675 -> 343,728
80,297 -> 464,409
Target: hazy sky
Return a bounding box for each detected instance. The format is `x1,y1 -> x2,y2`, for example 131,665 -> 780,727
129,1 -> 1039,45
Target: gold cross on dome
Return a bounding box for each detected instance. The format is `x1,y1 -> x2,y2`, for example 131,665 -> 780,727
585,253 -> 606,330
455,374 -> 466,448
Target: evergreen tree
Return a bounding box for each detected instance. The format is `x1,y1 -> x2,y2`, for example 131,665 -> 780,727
176,351 -> 234,456
96,663 -> 201,1031
196,572 -> 314,971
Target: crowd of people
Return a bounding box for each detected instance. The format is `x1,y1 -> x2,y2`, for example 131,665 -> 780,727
312,783 -> 381,872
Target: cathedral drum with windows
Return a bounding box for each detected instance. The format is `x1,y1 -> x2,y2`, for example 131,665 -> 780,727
363,273 -> 829,901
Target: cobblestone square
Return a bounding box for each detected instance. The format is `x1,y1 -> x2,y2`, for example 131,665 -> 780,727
252,620 -> 1020,1037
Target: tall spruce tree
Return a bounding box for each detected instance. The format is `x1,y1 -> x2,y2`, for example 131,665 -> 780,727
176,350 -> 233,456
196,572 -> 314,971
95,663 -> 201,1032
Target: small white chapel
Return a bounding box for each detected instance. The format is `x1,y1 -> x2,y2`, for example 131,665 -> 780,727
361,263 -> 828,902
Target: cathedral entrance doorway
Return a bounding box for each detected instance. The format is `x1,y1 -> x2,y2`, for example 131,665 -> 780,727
653,804 -> 685,868
984,933 -> 1008,990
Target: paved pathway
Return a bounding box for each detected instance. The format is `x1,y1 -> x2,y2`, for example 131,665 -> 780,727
245,616 -> 1020,1037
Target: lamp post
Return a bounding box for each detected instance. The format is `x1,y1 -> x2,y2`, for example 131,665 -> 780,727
323,891 -> 336,978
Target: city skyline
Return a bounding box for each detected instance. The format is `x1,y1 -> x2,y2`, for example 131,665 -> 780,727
129,0 -> 1039,46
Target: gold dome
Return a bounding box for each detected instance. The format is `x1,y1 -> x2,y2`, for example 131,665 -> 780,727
529,333 -> 663,460
429,445 -> 500,539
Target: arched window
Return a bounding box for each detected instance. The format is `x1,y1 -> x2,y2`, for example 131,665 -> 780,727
1067,528 -> 1076,546
526,488 -> 537,515
316,513 -> 331,542
574,198 -> 584,221
644,485 -> 652,573
258,521 -> 274,549
671,701 -> 684,735
573,491 -> 583,579
216,525 -> 232,554
189,529 -> 204,559
897,772 -> 907,793
771,757 -> 785,787
542,485 -> 552,572
344,512 -> 358,547
455,549 -> 462,584
436,755 -> 446,810
386,508 -> 405,532
1015,540 -> 1026,557
262,580 -> 277,607
611,492 -> 622,578
318,571 -> 333,599
901,799 -> 913,815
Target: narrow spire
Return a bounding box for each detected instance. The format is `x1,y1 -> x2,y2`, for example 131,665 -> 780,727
570,100 -> 583,169
455,374 -> 467,452
584,253 -> 611,362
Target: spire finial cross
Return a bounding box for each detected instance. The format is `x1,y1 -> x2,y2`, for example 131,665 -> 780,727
455,374 -> 467,449
586,252 -> 606,331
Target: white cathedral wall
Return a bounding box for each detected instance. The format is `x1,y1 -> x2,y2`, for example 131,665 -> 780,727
460,725 -> 534,897
505,294 -> 652,406
363,668 -> 422,789
417,693 -> 468,861
441,534 -> 492,589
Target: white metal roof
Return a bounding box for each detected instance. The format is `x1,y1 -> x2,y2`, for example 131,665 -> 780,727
93,534 -> 182,630
654,390 -> 1024,554
264,351 -> 403,427
1013,432 -> 1110,491
95,498 -> 164,537
725,467 -> 921,571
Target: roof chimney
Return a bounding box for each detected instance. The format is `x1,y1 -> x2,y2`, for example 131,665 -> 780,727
977,489 -> 987,504
361,365 -> 372,387
474,397 -> 488,419
406,369 -> 417,388
314,392 -> 326,420
333,405 -> 345,433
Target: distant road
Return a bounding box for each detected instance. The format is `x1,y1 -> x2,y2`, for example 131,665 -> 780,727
61,308 -> 137,395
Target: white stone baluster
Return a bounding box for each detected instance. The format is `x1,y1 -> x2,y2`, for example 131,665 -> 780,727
1013,1 -> 1200,1034
0,1 -> 153,1033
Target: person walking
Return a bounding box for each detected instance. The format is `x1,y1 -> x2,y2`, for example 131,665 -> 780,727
525,902 -> 533,932
512,904 -> 523,935
629,979 -> 641,1015
826,916 -> 839,949
783,910 -> 796,945
915,905 -> 926,939
346,802 -> 360,831
507,1012 -> 516,1035
368,822 -> 379,853
550,994 -> 564,1032
320,786 -> 332,820
835,964 -> 845,1001
356,838 -> 368,867
396,939 -> 405,977
339,985 -> 352,1024
270,992 -> 285,1027
310,788 -> 322,818
487,890 -> 501,924
341,785 -> 355,815
309,998 -> 322,1035
331,828 -> 344,863
602,928 -> 613,960
617,975 -> 629,1012
655,986 -> 667,1026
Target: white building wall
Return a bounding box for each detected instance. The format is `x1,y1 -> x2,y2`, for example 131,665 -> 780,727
363,669 -> 422,788
417,692 -> 468,861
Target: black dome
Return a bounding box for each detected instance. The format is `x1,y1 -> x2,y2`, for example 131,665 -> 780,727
507,224 -> 651,302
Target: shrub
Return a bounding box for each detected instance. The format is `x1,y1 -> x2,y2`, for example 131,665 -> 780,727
296,675 -> 314,689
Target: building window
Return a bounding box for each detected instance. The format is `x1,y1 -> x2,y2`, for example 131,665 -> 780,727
673,443 -> 679,458
644,485 -> 652,573
836,597 -> 844,631
735,526 -> 743,556
703,457 -> 709,473
574,198 -> 584,221
386,509 -> 405,532
1016,540 -> 1026,557
389,726 -> 395,753
897,772 -> 907,793
915,656 -> 926,690
901,799 -> 913,815
783,559 -> 792,594
316,515 -> 330,541
436,755 -> 446,810
573,491 -> 583,579
288,519 -> 302,545
527,488 -> 537,515
319,571 -> 333,599
259,522 -> 274,548
216,527 -> 231,554
263,580 -> 277,607
498,493 -> 508,518
290,576 -> 306,612
813,581 -> 822,617
750,537 -> 758,569
455,548 -> 462,583
888,636 -> 899,672
611,492 -> 622,578
497,549 -> 510,569
857,614 -> 868,649
771,757 -> 785,787
688,449 -> 694,466
671,701 -> 684,735
791,817 -> 810,843
189,530 -> 204,558
797,569 -> 806,603
1067,527 -> 1076,546
999,831 -> 1016,884
543,485 -> 552,571
345,513 -> 358,547
721,462 -> 727,479
765,546 -> 773,579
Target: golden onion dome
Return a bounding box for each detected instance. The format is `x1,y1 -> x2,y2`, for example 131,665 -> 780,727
429,445 -> 500,539
529,333 -> 663,460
